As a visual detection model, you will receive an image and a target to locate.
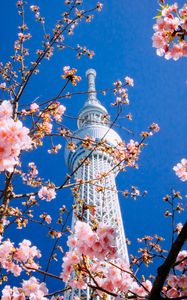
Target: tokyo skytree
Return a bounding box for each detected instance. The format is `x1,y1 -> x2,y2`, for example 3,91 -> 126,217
64,69 -> 129,299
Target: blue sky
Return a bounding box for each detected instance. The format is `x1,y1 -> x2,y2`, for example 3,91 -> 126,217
0,0 -> 187,292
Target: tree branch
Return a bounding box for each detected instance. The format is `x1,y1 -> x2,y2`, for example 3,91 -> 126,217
148,221 -> 187,300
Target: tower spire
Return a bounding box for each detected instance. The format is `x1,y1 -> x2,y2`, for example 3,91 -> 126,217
85,68 -> 97,103
77,68 -> 108,128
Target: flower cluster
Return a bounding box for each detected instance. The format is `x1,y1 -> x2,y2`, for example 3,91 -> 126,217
133,235 -> 165,268
30,5 -> 45,24
122,186 -> 142,200
38,186 -> 56,202
62,66 -> 81,86
165,274 -> 187,297
32,101 -> 66,145
81,135 -> 96,149
175,250 -> 187,271
22,162 -> 39,186
113,139 -> 141,167
152,3 -> 187,60
76,45 -> 95,59
125,76 -> 134,87
111,75 -> 134,106
173,158 -> 187,181
96,2 -> 103,12
0,100 -> 32,172
0,239 -> 41,277
61,221 -> 117,282
48,143 -> 62,154
30,103 -> 39,113
40,213 -> 52,224
61,221 -> 152,298
164,251 -> 187,298
2,276 -> 48,300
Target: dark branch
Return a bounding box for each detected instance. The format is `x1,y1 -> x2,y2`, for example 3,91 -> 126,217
148,221 -> 187,300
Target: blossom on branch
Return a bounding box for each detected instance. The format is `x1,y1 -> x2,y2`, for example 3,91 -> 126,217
0,100 -> 32,172
0,238 -> 41,277
173,158 -> 187,181
2,276 -> 48,300
61,221 -> 152,298
152,3 -> 187,60
38,186 -> 56,201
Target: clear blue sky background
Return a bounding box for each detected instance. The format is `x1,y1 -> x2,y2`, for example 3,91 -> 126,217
0,0 -> 187,292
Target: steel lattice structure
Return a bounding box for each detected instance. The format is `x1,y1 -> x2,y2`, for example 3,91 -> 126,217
64,69 -> 129,299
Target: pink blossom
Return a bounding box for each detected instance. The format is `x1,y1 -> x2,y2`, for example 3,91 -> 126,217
153,18 -> 166,32
167,274 -> 179,287
162,3 -> 178,17
179,4 -> 187,17
63,66 -> 70,75
178,275 -> 187,289
10,263 -> 22,277
0,101 -> 12,120
53,104 -> 66,121
166,287 -> 180,298
149,122 -> 160,133
0,239 -> 14,259
30,103 -> 39,112
38,186 -> 56,201
69,279 -> 87,289
67,236 -> 77,248
176,250 -> 187,271
48,144 -> 62,154
165,43 -> 183,61
152,3 -> 187,60
125,76 -> 134,87
96,2 -> 103,12
0,238 -> 41,277
176,222 -> 183,234
1,285 -> 12,300
152,32 -> 167,49
164,17 -> 180,32
22,277 -> 38,295
182,17 -> 187,30
173,158 -> 187,181
131,280 -> 152,298
45,214 -> 52,224
0,82 -> 6,89
30,5 -> 39,12
182,42 -> 187,56
0,101 -> 32,173
23,278 -> 48,299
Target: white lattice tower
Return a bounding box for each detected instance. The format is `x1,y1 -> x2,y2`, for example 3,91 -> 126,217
64,69 -> 129,300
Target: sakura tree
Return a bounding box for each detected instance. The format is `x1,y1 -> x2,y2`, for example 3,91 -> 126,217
0,1 -> 186,300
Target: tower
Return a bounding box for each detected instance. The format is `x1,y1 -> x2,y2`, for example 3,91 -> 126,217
64,69 -> 129,299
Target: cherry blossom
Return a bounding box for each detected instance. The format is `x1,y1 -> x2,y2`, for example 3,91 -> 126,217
61,221 -> 153,298
176,222 -> 183,234
48,144 -> 62,154
96,2 -> 103,12
62,66 -> 81,86
0,100 -> 13,120
173,158 -> 187,181
40,213 -> 52,224
0,101 -> 32,172
38,186 -> 56,201
30,103 -> 39,112
125,76 -> 134,87
152,3 -> 187,60
175,250 -> 187,271
2,276 -> 48,300
0,238 -> 41,277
